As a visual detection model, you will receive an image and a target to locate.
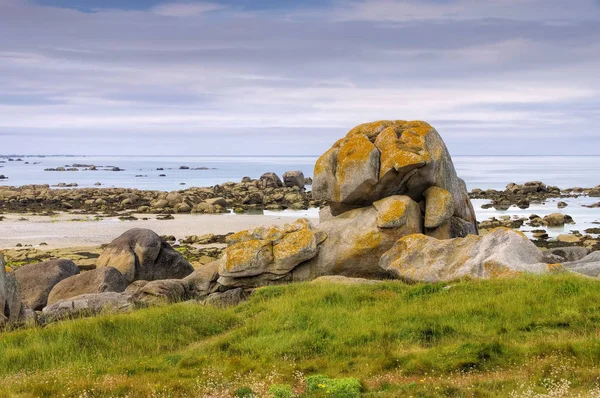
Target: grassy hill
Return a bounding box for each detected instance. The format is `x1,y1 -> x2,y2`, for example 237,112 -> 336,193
2,274 -> 600,397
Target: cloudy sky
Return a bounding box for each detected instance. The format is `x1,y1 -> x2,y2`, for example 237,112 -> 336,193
1,0 -> 599,155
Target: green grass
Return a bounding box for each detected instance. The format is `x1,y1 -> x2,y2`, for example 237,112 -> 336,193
2,275 -> 600,397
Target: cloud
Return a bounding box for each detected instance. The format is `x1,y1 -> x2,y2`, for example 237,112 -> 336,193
0,0 -> 598,154
151,1 -> 225,16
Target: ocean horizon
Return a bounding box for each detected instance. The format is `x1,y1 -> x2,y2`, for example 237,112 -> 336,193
1,154 -> 599,192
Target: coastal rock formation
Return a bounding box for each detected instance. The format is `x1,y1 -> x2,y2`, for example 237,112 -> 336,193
47,266 -> 128,305
1,254 -> 23,326
379,228 -> 551,282
217,218 -> 324,287
96,228 -> 194,283
312,120 -> 477,239
14,259 -> 79,310
294,195 -> 422,280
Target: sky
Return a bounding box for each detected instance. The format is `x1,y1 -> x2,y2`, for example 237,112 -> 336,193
1,0 -> 600,156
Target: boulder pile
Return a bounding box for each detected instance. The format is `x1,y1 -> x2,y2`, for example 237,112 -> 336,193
218,120 -> 480,285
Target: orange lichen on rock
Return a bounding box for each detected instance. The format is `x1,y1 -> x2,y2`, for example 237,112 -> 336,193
335,134 -> 379,202
424,186 -> 454,229
222,239 -> 273,274
483,260 -> 522,279
373,195 -> 418,229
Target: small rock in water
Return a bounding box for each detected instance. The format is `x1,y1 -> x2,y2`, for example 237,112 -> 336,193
557,201 -> 568,208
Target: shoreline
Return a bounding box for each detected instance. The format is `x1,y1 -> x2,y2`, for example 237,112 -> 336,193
0,212 -> 319,250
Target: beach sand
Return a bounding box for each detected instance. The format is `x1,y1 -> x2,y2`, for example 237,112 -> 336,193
0,212 -> 319,249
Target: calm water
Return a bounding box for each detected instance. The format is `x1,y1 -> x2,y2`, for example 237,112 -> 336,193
1,155 -> 598,191
1,155 -> 598,238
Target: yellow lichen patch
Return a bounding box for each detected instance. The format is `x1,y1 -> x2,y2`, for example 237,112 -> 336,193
335,134 -> 379,202
261,226 -> 285,242
348,230 -> 383,258
424,186 -> 454,229
402,121 -> 433,137
373,196 -> 415,229
347,120 -> 401,142
483,260 -> 522,279
223,239 -> 273,272
284,218 -> 311,233
225,230 -> 254,245
273,228 -> 316,263
547,263 -> 565,273
314,147 -> 338,177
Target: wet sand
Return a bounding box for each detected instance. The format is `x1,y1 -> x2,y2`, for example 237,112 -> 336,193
0,212 -> 319,249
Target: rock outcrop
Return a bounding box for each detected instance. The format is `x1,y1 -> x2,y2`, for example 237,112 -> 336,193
312,120 -> 477,239
96,228 -> 194,283
293,195 -> 422,280
47,267 -> 128,305
1,254 -> 23,326
42,292 -> 140,321
14,259 -> 79,310
283,171 -> 305,189
217,219 -> 325,288
379,228 -> 553,282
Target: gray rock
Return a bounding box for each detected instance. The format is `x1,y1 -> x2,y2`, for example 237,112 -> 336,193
562,251 -> 600,277
293,196 -> 422,281
133,279 -> 189,304
283,171 -> 305,189
96,228 -> 194,283
204,288 -> 247,308
14,259 -> 79,310
259,172 -> 283,189
542,247 -> 590,263
183,261 -> 220,298
47,267 -> 128,305
380,228 -> 549,283
0,254 -> 24,326
42,292 -> 140,321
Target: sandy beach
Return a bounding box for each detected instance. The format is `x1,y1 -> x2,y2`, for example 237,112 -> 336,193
0,211 -> 319,249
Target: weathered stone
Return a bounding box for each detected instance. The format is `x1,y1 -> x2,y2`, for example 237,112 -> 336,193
204,288 -> 248,308
312,120 -> 477,236
96,228 -> 194,283
42,292 -> 140,321
47,267 -> 128,305
133,279 -> 188,304
259,172 -> 283,188
542,247 -> 590,263
1,254 -> 23,326
218,219 -> 321,286
294,197 -> 422,281
380,228 -> 551,282
183,261 -> 220,298
14,259 -> 79,310
423,186 -> 454,229
310,275 -> 384,285
283,171 -> 305,189
562,251 -> 600,277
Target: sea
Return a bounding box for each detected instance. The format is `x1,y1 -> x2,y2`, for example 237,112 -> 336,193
1,155 -> 599,238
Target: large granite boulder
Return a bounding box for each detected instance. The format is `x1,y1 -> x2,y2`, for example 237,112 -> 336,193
42,292 -> 140,321
293,195 -> 423,280
312,120 -> 477,239
380,228 -> 553,282
14,259 -> 79,310
47,267 -> 128,305
217,218 -> 324,288
96,228 -> 194,283
1,254 -> 23,326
